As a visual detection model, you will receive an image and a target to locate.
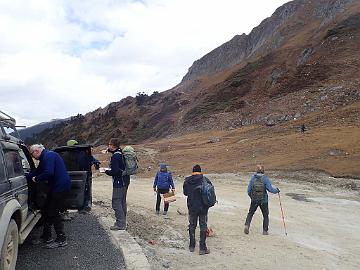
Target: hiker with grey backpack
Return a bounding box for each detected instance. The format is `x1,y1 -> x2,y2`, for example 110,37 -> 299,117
244,165 -> 280,235
103,138 -> 138,231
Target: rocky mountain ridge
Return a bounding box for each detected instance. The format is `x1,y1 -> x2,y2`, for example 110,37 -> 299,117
27,0 -> 360,148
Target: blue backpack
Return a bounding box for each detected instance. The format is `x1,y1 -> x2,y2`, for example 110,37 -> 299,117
200,177 -> 217,207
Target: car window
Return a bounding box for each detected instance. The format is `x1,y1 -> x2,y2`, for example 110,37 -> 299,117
1,124 -> 19,138
0,151 -> 5,182
19,149 -> 31,172
4,150 -> 24,178
57,148 -> 92,171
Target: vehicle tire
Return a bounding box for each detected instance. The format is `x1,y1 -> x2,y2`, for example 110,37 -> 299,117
0,219 -> 19,270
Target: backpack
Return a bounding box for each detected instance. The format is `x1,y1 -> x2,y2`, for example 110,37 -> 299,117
251,176 -> 265,203
118,146 -> 139,176
200,177 -> 217,207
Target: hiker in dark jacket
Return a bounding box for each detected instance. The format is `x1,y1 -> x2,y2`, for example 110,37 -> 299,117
105,138 -> 130,230
153,163 -> 175,215
183,164 -> 211,255
27,144 -> 71,248
244,165 -> 280,235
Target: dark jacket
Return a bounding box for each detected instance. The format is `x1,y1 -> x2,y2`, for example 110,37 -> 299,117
183,173 -> 211,214
105,149 -> 130,188
153,171 -> 175,190
28,149 -> 71,193
247,173 -> 279,203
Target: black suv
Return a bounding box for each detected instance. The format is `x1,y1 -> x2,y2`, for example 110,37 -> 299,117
0,111 -> 89,270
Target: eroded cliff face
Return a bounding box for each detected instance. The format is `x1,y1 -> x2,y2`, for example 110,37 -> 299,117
181,0 -> 354,82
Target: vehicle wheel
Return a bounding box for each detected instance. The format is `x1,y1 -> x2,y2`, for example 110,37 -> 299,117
0,219 -> 19,270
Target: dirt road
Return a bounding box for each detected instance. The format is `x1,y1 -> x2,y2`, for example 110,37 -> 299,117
91,171 -> 360,270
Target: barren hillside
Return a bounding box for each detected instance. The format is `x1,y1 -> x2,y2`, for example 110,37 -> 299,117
28,0 -> 360,177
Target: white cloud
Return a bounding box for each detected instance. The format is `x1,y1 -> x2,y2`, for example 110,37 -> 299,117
0,0 -> 289,127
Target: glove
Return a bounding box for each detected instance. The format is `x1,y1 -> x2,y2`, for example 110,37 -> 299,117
277,188 -> 280,193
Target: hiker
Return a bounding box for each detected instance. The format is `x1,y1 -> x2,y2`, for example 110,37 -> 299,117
183,164 -> 211,255
104,138 -> 130,230
244,165 -> 280,235
153,163 -> 175,215
27,144 -> 71,248
300,124 -> 306,133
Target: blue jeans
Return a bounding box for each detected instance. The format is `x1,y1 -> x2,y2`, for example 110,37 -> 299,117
188,212 -> 208,250
245,202 -> 269,232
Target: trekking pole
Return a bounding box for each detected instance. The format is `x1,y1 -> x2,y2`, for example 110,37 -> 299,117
278,193 -> 287,236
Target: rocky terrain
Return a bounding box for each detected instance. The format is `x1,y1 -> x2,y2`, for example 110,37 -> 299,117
26,0 -> 360,177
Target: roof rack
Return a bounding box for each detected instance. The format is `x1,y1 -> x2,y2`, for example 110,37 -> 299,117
0,110 -> 16,126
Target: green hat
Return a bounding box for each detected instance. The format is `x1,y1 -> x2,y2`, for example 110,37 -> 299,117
67,139 -> 78,146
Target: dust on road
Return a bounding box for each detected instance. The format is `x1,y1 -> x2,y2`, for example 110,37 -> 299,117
91,171 -> 360,270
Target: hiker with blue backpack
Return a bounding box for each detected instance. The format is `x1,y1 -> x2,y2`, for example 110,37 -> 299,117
153,163 -> 175,215
244,165 -> 280,235
183,164 -> 216,255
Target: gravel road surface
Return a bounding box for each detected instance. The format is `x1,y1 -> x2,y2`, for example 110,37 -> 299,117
16,212 -> 125,270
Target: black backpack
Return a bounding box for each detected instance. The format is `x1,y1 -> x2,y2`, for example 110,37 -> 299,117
251,176 -> 265,203
200,177 -> 217,207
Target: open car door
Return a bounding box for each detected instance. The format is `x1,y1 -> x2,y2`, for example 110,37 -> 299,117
53,145 -> 93,210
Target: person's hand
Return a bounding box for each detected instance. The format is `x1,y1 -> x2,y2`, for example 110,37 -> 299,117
153,187 -> 156,192
277,188 -> 280,193
32,176 -> 36,183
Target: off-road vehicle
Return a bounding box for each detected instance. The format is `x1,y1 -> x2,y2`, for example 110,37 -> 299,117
0,111 -> 90,269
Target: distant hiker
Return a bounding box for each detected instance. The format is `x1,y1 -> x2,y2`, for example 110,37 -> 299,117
183,165 -> 212,255
153,163 -> 175,215
244,165 -> 280,235
104,138 -> 130,230
300,124 -> 306,133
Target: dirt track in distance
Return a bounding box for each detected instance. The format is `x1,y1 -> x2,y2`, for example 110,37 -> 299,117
91,171 -> 360,270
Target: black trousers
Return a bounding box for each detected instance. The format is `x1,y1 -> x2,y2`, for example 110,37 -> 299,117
245,202 -> 269,232
42,191 -> 68,242
188,212 -> 208,250
156,188 -> 170,211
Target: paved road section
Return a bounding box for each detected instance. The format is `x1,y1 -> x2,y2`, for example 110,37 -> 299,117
16,212 -> 125,270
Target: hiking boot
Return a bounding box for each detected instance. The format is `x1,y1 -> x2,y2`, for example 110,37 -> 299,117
45,240 -> 68,249
263,230 -> 269,235
110,224 -> 126,231
189,246 -> 195,252
60,211 -> 72,221
163,211 -> 168,215
31,237 -> 53,245
244,225 -> 249,234
199,248 -> 210,255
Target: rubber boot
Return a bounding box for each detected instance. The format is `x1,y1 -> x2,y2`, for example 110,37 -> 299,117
189,230 -> 195,252
199,230 -> 210,255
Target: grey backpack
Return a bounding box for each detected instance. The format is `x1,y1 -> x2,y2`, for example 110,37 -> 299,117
251,176 -> 265,203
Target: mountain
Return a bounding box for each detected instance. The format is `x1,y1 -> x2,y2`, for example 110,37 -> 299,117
19,118 -> 67,142
32,0 -> 360,148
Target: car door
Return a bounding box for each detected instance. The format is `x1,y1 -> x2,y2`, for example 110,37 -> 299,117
54,146 -> 89,209
1,141 -> 29,220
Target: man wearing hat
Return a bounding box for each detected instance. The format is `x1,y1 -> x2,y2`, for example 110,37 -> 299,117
183,164 -> 212,255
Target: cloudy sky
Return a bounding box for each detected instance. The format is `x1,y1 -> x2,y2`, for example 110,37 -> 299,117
0,0 -> 288,127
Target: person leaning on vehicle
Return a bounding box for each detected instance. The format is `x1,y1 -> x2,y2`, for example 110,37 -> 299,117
104,138 -> 130,231
244,165 -> 280,235
183,164 -> 211,255
27,144 -> 71,248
